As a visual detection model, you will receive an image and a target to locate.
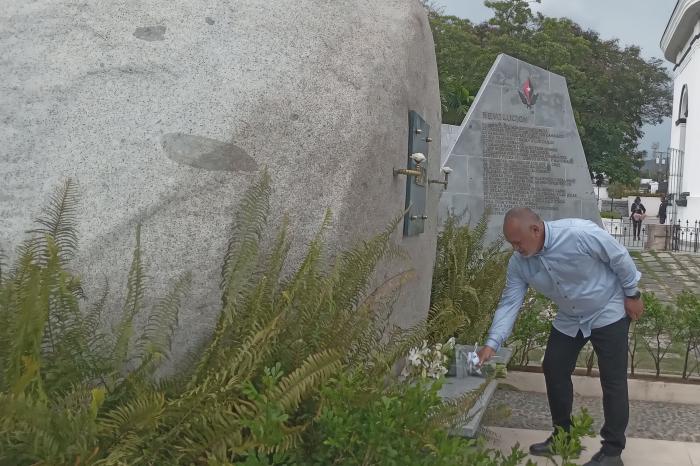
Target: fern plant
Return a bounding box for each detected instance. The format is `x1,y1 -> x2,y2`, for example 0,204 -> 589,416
429,213 -> 510,345
0,175 -> 527,465
0,179 -> 191,465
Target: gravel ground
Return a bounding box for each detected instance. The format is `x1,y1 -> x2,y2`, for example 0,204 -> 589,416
486,388 -> 700,443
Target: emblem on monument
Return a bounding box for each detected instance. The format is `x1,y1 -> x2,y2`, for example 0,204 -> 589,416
518,78 -> 538,109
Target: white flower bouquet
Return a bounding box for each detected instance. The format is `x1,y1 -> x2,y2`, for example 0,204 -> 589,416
400,337 -> 456,380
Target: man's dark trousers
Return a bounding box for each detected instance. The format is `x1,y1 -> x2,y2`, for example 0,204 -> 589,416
542,316 -> 630,456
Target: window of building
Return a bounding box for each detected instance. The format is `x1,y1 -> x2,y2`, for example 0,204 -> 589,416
678,84 -> 688,125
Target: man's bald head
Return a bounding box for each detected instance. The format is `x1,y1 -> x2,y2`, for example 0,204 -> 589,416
502,207 -> 545,257
503,207 -> 543,229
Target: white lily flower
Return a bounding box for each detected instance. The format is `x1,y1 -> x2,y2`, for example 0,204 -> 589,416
407,347 -> 422,367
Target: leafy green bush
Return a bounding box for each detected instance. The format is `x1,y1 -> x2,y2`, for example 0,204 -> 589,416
550,410 -> 596,466
638,292 -> 677,378
507,292 -> 555,367
429,214 -> 510,346
627,317 -> 643,377
0,176 -> 533,465
599,211 -> 622,220
289,374 -> 532,466
675,291 -> 700,379
607,183 -> 637,201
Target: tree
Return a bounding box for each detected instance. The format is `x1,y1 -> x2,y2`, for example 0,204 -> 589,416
507,291 -> 554,367
606,182 -> 629,212
675,291 -> 700,379
484,0 -> 541,34
638,292 -> 676,378
440,75 -> 475,125
429,0 -> 672,183
627,320 -> 642,377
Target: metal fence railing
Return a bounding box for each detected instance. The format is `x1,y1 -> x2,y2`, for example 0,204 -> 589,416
664,219 -> 700,253
603,219 -> 647,249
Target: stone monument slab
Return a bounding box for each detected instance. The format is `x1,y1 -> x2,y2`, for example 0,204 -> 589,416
440,54 -> 601,239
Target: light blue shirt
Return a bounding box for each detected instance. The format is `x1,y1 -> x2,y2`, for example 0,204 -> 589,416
486,218 -> 641,351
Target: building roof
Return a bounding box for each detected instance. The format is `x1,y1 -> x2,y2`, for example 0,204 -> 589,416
660,0 -> 700,64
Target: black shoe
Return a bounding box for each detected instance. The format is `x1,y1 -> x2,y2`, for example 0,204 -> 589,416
583,450 -> 624,466
528,436 -> 554,457
529,433 -> 580,458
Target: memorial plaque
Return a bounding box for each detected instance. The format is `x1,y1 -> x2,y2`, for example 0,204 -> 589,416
439,54 -> 601,240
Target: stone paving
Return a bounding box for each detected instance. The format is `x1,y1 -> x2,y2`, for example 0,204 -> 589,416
633,251 -> 700,304
486,388 -> 700,443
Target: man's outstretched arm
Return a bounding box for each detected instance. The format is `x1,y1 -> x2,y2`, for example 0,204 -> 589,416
478,257 -> 529,363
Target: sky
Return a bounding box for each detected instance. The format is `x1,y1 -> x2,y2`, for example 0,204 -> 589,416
436,0 -> 678,157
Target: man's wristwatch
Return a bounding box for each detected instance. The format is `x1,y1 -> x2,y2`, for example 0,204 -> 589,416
626,291 -> 641,300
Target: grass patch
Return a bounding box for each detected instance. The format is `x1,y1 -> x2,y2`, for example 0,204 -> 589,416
600,211 -> 622,219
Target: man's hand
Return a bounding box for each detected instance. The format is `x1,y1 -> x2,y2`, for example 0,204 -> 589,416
625,296 -> 644,321
477,345 -> 496,366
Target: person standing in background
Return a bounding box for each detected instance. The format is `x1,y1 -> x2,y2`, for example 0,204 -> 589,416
630,197 -> 646,241
658,196 -> 668,225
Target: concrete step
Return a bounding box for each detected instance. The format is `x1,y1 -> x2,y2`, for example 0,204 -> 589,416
487,427 -> 700,466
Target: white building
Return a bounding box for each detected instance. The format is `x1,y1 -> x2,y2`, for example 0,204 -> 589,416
661,0 -> 700,222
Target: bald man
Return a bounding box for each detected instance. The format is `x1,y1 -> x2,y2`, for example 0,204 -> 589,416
477,208 -> 643,466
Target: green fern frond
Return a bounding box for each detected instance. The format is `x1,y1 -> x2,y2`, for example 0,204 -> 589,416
99,391 -> 165,436
85,279 -> 109,342
280,209 -> 331,308
2,251 -> 49,393
220,169 -> 271,307
330,212 -> 403,312
365,322 -> 428,380
26,178 -> 80,263
134,272 -> 192,368
112,224 -> 146,372
41,246 -> 95,394
269,210 -> 330,367
224,313 -> 285,382
269,349 -> 342,414
430,212 -> 509,344
193,171 -> 272,382
263,215 -> 291,301
342,270 -> 418,367
427,302 -> 469,343
228,217 -> 292,357
277,212 -> 403,369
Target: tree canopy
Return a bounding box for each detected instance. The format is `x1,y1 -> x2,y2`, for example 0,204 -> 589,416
428,0 -> 672,184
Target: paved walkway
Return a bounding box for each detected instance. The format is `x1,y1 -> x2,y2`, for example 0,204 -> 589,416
486,388 -> 700,443
633,251 -> 700,303
487,427 -> 700,466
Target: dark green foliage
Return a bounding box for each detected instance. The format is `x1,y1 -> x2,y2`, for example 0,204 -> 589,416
675,291 -> 700,379
507,292 -> 554,367
0,175 -> 533,465
599,211 -> 622,220
26,178 -> 80,263
429,213 -> 510,345
550,409 -> 595,466
637,292 -> 677,378
289,374 -> 535,466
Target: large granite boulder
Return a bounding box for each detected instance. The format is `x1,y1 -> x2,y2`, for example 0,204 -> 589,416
1,0 -> 441,359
